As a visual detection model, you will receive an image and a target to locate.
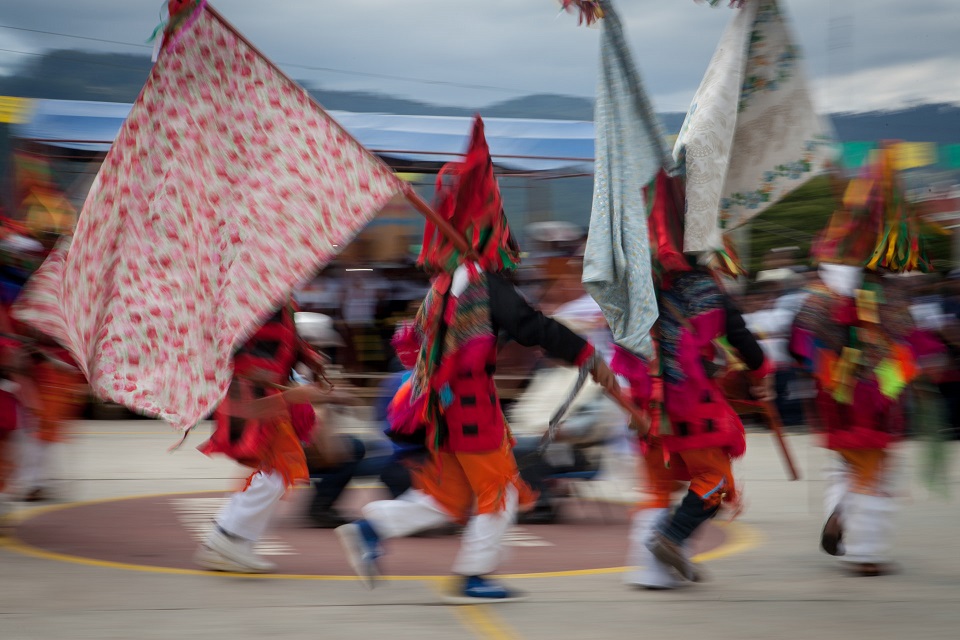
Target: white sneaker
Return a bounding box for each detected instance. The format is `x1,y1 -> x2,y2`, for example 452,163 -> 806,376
204,529 -> 277,573
193,545 -> 252,573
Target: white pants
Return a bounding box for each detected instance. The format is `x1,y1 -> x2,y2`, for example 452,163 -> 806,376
17,432 -> 53,491
625,508 -> 684,589
362,486 -> 519,576
215,470 -> 286,543
823,453 -> 897,564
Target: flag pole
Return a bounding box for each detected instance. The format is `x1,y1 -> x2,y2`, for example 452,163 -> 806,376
401,184 -> 471,255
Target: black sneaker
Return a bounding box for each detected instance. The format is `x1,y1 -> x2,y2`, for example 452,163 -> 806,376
648,533 -> 702,582
820,510 -> 844,556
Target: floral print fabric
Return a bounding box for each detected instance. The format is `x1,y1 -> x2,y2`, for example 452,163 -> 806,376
13,8 -> 402,430
674,0 -> 835,253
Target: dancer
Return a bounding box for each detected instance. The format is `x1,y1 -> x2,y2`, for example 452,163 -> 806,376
18,340 -> 87,502
792,264 -> 914,575
336,116 -> 619,603
0,337 -> 35,531
193,302 -> 328,573
618,265 -> 772,586
793,148 -> 924,576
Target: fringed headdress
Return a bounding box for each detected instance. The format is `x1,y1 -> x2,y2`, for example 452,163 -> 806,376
812,144 -> 940,274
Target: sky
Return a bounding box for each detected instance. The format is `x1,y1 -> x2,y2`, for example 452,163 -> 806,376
0,0 -> 957,114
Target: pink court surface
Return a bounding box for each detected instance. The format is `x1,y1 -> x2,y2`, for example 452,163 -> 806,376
10,487 -> 727,578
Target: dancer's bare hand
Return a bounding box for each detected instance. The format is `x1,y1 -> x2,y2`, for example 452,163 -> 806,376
750,375 -> 775,403
283,383 -> 328,405
590,357 -> 620,396
629,410 -> 652,436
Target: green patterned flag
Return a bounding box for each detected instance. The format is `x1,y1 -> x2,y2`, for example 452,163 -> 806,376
676,0 -> 836,252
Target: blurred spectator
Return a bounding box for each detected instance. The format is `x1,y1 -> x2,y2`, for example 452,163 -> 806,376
742,280 -> 805,427
293,314 -> 366,528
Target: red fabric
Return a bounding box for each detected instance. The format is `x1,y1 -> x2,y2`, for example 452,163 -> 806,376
233,308 -> 298,379
418,116 -> 518,275
289,403 -> 316,442
198,307 -> 301,465
430,335 -> 505,454
661,383 -> 746,458
573,342 -> 596,368
817,383 -> 902,451
647,170 -> 691,276
0,388 -> 17,434
746,357 -> 774,381
391,323 -> 421,369
199,401 -> 278,466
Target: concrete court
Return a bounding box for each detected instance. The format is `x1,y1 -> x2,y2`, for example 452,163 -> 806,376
1,420 -> 959,640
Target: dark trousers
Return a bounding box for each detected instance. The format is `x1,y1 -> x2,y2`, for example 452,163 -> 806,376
308,436 -> 365,514
775,369 -> 804,427
512,436 -> 595,508
661,490 -> 720,544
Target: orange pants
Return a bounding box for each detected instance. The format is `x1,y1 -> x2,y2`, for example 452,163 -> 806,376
640,440 -> 736,510
241,417 -> 309,492
836,448 -> 888,495
33,363 -> 86,443
413,439 -> 537,523
638,438 -> 688,510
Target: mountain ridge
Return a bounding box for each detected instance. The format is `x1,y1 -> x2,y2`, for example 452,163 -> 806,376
1,50 -> 958,143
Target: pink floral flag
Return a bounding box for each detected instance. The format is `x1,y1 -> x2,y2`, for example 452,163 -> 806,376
12,5 -> 403,430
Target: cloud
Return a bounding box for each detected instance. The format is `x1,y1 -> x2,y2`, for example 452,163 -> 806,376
0,0 -> 956,113
814,57 -> 960,112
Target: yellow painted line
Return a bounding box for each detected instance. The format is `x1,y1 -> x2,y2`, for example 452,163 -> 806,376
429,578 -> 523,640
691,520 -> 763,564
2,491 -> 760,581
455,605 -> 522,640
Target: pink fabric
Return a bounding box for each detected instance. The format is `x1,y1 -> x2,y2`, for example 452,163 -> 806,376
818,383 -> 900,451
12,9 -> 402,430
909,329 -> 947,360
610,345 -> 650,405
391,323 -> 421,369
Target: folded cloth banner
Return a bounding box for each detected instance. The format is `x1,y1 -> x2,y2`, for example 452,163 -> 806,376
580,0 -> 673,359
840,142 -> 876,170
675,0 -> 835,253
13,5 -> 403,430
891,141 -> 937,171
943,144 -> 960,170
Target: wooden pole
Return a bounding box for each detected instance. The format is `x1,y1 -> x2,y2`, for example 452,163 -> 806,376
400,184 -> 471,255
763,400 -> 801,481
729,398 -> 801,481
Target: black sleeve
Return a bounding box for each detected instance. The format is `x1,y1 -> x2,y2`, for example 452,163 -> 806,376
487,273 -> 591,365
724,296 -> 765,371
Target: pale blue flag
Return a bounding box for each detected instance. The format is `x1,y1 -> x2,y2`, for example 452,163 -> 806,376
581,0 -> 674,359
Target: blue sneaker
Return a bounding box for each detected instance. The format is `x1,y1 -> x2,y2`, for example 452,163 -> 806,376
336,520 -> 382,589
442,575 -> 527,604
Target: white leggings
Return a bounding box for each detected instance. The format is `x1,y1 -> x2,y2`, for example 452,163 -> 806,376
215,470 -> 286,542
362,486 -> 519,576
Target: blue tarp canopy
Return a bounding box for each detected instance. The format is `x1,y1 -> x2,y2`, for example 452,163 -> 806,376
12,99 -> 595,173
